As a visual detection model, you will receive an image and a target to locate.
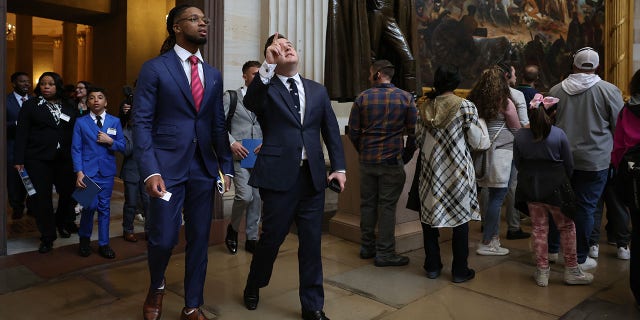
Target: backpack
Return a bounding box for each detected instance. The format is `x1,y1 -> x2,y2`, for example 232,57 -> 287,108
225,90 -> 238,132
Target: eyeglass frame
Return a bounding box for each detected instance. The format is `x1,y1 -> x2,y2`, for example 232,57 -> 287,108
175,15 -> 211,25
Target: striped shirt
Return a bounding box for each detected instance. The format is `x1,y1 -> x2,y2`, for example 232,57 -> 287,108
348,83 -> 417,164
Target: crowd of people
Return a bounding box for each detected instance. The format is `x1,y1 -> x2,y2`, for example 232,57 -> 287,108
5,3 -> 640,320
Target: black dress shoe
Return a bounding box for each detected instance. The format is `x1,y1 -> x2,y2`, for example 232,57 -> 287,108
452,269 -> 475,283
301,309 -> 330,320
58,226 -> 71,238
425,268 -> 442,279
374,254 -> 410,267
65,223 -> 79,233
245,240 -> 257,254
99,245 -> 116,259
359,246 -> 376,259
225,224 -> 238,254
79,237 -> 91,257
38,241 -> 53,254
506,229 -> 531,240
243,286 -> 259,310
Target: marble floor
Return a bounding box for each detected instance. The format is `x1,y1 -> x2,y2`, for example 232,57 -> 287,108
1,183 -> 639,319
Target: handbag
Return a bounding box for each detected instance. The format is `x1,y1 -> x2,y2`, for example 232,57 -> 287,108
466,118 -> 491,151
472,122 -> 506,181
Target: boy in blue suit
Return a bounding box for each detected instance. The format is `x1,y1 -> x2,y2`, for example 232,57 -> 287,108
71,87 -> 125,259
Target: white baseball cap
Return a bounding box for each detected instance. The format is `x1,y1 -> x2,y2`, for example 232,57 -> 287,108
573,47 -> 599,70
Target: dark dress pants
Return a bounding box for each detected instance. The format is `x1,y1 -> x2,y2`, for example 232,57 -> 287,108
25,154 -> 75,243
247,163 -> 325,311
146,151 -> 214,308
422,222 -> 470,277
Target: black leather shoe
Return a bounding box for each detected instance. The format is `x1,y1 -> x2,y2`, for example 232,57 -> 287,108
65,223 -> 79,233
79,237 -> 91,257
58,226 -> 71,238
359,246 -> 375,259
374,254 -> 410,267
506,229 -> 531,240
38,241 -> 53,254
301,309 -> 330,320
225,224 -> 238,254
425,268 -> 442,279
245,240 -> 257,254
243,286 -> 259,310
99,245 -> 116,259
452,269 -> 475,283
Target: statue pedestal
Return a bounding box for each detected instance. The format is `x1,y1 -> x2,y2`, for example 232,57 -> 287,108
329,136 -> 427,253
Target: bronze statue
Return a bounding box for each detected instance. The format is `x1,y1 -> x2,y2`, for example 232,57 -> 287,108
325,0 -> 418,101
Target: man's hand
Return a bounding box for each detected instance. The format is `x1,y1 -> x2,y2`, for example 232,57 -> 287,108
122,103 -> 131,114
14,164 -> 24,172
97,131 -> 114,146
76,171 -> 87,188
327,171 -> 347,192
145,175 -> 167,198
230,141 -> 249,159
265,32 -> 286,65
254,143 -> 262,154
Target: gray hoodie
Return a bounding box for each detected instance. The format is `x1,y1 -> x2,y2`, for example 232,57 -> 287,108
549,73 -> 624,171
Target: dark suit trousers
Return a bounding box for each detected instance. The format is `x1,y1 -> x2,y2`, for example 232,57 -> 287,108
147,150 -> 214,308
7,140 -> 28,214
247,162 -> 325,311
25,155 -> 75,243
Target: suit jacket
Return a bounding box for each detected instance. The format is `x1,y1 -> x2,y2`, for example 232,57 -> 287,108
6,92 -> 31,163
133,50 -> 233,181
14,97 -> 76,164
243,75 -> 346,192
71,113 -> 125,178
224,88 -> 262,151
120,126 -> 141,182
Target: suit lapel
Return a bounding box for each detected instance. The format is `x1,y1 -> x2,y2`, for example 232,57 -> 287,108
200,65 -> 217,112
301,78 -> 312,126
162,51 -> 196,110
272,77 -> 301,125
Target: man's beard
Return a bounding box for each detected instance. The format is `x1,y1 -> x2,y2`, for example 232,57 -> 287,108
186,33 -> 207,45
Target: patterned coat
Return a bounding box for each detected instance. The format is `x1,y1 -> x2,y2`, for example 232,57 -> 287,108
416,96 -> 482,227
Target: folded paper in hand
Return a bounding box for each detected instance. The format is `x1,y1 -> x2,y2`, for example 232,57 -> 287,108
72,176 -> 102,207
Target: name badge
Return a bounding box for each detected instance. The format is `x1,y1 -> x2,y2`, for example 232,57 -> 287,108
107,128 -> 117,135
59,113 -> 70,122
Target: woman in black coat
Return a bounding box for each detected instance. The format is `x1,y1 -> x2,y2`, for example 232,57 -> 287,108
13,72 -> 77,253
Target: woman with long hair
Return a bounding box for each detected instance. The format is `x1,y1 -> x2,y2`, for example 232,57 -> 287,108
467,66 -> 521,256
416,64 -> 482,283
75,80 -> 92,116
13,72 -> 77,253
514,93 -> 593,286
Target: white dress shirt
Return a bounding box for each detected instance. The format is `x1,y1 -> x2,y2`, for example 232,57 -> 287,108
174,44 -> 204,87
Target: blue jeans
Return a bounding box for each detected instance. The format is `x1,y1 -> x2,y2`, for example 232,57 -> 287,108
482,187 -> 508,243
551,169 -> 608,263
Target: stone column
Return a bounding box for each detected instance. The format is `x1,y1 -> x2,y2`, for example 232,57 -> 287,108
15,14 -> 33,78
62,22 -> 78,84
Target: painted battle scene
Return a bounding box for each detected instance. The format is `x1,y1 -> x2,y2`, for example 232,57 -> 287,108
417,0 -> 605,90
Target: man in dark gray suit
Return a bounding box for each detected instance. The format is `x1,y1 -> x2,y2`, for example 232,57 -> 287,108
223,60 -> 263,254
7,72 -> 32,220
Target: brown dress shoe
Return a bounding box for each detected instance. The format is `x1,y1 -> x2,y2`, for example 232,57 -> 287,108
143,287 -> 165,320
123,232 -> 138,242
180,307 -> 212,320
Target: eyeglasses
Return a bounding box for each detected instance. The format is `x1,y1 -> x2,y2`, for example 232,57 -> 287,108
176,15 -> 210,25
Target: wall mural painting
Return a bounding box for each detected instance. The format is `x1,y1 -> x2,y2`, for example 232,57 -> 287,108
417,0 -> 605,90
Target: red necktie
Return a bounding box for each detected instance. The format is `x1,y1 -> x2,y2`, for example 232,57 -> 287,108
188,55 -> 203,112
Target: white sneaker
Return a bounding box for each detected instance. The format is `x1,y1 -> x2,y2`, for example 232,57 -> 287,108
564,266 -> 594,285
476,238 -> 510,256
578,257 -> 598,271
589,244 -> 599,259
548,252 -> 559,264
617,246 -> 631,260
534,267 -> 550,287
135,214 -> 145,222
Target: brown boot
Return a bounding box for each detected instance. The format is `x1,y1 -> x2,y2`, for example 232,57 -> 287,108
142,285 -> 165,320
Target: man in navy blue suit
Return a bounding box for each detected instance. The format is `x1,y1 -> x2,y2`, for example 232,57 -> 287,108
242,33 -> 347,320
6,72 -> 31,220
133,5 -> 232,320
